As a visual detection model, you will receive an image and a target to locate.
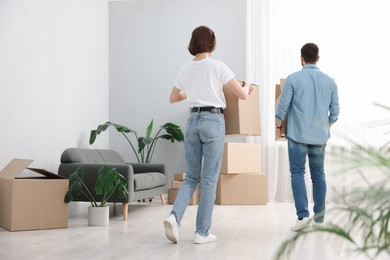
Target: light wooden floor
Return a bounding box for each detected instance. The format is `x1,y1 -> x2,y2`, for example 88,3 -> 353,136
0,199 -> 387,260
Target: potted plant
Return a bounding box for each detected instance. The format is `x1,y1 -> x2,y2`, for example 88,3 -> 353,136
274,103 -> 390,260
89,119 -> 184,163
64,165 -> 128,226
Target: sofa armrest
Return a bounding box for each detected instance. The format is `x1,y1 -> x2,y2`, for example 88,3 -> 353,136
128,163 -> 165,175
58,163 -> 134,202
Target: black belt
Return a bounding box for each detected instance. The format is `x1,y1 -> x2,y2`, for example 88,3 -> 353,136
190,106 -> 224,114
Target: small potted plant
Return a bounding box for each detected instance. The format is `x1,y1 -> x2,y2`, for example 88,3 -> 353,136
89,119 -> 184,163
65,165 -> 128,226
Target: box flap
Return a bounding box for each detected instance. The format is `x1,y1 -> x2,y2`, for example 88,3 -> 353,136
0,159 -> 33,180
26,168 -> 66,179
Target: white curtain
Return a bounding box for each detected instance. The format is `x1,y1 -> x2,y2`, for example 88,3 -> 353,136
248,0 -> 390,203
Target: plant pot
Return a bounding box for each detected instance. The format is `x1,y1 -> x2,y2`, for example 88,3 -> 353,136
88,206 -> 109,226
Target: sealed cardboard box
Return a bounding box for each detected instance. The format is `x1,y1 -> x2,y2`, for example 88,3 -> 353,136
275,84 -> 281,100
275,78 -> 286,101
0,159 -> 69,231
167,187 -> 200,205
220,142 -> 261,174
173,173 -> 186,181
216,173 -> 267,205
275,78 -> 287,141
223,82 -> 261,136
172,180 -> 182,189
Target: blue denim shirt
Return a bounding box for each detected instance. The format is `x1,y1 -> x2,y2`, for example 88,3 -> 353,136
275,64 -> 340,145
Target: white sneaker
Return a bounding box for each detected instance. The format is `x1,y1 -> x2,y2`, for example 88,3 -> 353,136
312,221 -> 324,228
163,215 -> 179,243
194,232 -> 217,244
291,217 -> 311,231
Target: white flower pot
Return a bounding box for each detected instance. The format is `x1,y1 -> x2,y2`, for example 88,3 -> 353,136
88,206 -> 109,226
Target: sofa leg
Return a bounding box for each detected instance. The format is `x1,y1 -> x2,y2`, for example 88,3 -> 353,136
122,202 -> 128,221
160,194 -> 165,206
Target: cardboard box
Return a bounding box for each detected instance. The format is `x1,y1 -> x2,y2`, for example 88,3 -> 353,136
275,78 -> 286,100
173,173 -> 186,181
224,82 -> 261,136
220,142 -> 261,174
275,78 -> 287,141
0,159 -> 69,231
167,187 -> 200,205
172,180 -> 182,189
275,84 -> 281,101
216,173 -> 267,205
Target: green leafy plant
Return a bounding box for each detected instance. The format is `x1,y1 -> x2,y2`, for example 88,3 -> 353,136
89,120 -> 184,163
64,165 -> 128,207
274,103 -> 390,260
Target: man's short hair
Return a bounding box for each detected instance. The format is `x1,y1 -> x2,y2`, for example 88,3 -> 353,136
301,43 -> 319,63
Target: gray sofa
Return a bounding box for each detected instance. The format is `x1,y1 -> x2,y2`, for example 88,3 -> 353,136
58,148 -> 167,220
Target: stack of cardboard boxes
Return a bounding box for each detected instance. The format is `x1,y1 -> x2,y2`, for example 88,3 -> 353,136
275,78 -> 287,141
167,172 -> 200,205
167,83 -> 267,206
216,83 -> 267,205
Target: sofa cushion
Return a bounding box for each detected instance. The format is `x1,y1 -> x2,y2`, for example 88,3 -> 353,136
134,172 -> 167,191
60,148 -> 125,164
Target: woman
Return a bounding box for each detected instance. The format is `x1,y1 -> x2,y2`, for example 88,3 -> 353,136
164,25 -> 252,244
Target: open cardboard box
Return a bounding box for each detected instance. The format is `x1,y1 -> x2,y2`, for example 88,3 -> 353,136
0,159 -> 69,231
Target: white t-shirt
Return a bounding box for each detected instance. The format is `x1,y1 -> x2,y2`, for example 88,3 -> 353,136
174,57 -> 235,109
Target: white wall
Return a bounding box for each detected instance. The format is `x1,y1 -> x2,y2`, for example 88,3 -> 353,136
108,0 -> 247,180
0,0 -> 110,172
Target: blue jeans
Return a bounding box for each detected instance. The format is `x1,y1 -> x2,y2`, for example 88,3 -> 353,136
287,138 -> 327,223
171,111 -> 225,236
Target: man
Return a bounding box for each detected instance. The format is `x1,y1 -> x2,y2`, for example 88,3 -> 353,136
275,43 -> 340,231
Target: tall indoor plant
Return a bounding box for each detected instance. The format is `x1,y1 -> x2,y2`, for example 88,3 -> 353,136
65,165 -> 128,226
274,103 -> 390,260
89,120 -> 184,163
